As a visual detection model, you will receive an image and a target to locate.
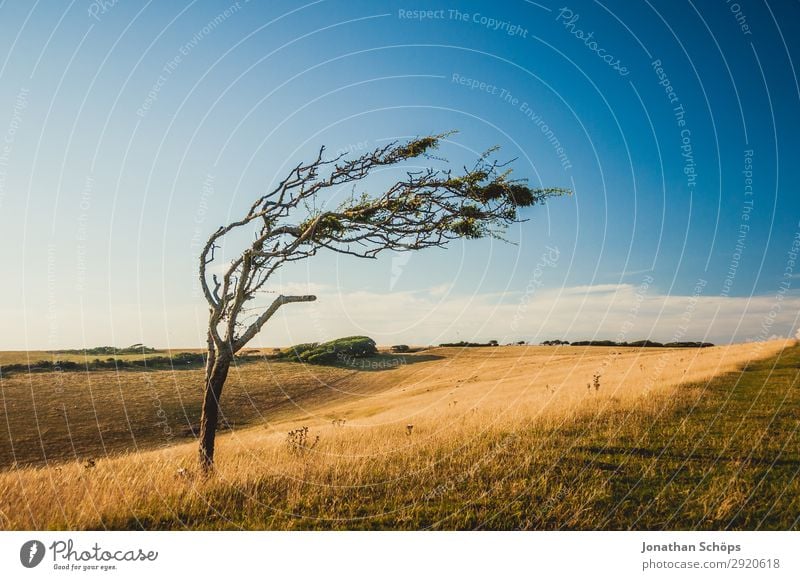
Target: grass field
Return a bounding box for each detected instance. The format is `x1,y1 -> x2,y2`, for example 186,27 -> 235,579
0,340 -> 797,530
0,351 -> 374,468
0,350 -> 176,366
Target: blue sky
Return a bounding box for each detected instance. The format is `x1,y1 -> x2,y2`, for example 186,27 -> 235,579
1,0 -> 799,350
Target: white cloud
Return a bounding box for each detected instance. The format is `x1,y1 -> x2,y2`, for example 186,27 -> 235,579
5,283 -> 799,350
256,283 -> 800,347
426,283 -> 452,298
265,281 -> 332,296
556,283 -> 630,295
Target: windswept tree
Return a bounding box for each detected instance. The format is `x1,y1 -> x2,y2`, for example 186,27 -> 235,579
197,132 -> 568,470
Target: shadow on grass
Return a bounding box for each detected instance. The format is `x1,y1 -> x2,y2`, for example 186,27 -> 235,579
575,445 -> 800,468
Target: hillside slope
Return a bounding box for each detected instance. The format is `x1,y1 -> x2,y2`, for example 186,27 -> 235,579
0,339 -> 796,530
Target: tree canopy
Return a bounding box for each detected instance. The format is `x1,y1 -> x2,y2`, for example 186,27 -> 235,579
199,132 -> 569,355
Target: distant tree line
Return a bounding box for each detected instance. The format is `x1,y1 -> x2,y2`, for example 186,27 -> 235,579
438,339 -> 714,348
544,339 -> 714,348
0,352 -> 257,377
438,340 -> 500,348
50,344 -> 159,355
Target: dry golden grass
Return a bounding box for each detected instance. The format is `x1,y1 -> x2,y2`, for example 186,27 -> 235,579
0,340 -> 797,530
308,341 -> 792,427
0,354 -> 363,468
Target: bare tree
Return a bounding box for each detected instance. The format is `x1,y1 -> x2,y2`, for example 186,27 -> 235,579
197,132 -> 568,471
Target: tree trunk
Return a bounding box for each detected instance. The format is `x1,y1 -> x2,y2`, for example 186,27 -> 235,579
198,352 -> 232,472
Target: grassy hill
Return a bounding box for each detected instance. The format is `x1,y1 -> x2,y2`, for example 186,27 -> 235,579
0,340 -> 797,530
0,350 -> 416,469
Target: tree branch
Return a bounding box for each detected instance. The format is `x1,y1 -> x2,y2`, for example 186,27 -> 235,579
198,132 -> 569,351
233,294 -> 317,352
